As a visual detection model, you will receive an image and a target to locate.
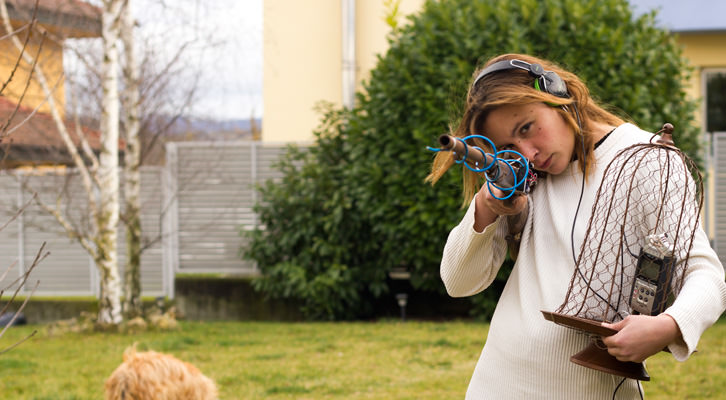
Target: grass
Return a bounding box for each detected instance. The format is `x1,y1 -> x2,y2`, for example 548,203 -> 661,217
0,319 -> 724,399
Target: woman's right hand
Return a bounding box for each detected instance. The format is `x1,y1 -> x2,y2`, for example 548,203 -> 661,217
473,184 -> 528,232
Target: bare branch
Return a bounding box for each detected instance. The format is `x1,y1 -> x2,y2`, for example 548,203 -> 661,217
62,41 -> 102,80
0,18 -> 29,41
0,190 -> 37,232
0,23 -> 32,96
0,0 -> 99,205
0,242 -> 42,354
0,280 -> 39,346
3,71 -> 64,136
0,241 -> 48,328
68,82 -> 100,174
0,326 -> 37,355
35,194 -> 96,258
0,260 -> 18,286
0,29 -> 46,137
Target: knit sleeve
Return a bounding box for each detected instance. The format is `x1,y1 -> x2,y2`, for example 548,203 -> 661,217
664,226 -> 726,361
440,194 -> 510,297
630,149 -> 726,360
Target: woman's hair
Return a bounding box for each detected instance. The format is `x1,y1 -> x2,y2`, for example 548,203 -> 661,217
426,53 -> 625,205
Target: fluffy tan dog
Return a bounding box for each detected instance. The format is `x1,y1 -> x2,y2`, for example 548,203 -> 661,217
105,346 -> 218,400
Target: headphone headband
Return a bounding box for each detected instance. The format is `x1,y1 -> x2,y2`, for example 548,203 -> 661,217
472,59 -> 569,99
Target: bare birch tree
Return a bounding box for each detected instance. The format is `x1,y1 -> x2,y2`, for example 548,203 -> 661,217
95,0 -> 124,325
69,2 -> 210,319
0,3 -> 51,348
4,0 -> 223,324
0,0 -> 126,325
36,0 -> 204,322
120,0 -> 141,319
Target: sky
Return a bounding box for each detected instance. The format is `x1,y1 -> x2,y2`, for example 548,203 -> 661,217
125,0 -> 720,123
629,0 -> 726,32
134,0 -> 263,121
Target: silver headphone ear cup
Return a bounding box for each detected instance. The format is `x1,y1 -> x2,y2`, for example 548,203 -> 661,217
543,71 -> 569,98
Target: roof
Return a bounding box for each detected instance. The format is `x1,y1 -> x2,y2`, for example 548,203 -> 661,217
0,96 -> 104,167
6,0 -> 101,38
630,0 -> 726,33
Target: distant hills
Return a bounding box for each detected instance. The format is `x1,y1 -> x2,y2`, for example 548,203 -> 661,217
166,117 -> 262,140
178,117 -> 261,133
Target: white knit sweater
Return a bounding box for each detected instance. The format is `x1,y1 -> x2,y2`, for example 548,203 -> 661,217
440,123 -> 726,399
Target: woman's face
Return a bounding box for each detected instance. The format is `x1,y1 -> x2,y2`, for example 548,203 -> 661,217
482,102 -> 575,176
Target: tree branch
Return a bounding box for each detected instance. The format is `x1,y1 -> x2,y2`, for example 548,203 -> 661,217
0,0 -> 100,222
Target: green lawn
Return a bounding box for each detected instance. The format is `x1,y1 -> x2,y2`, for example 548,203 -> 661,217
0,319 -> 724,399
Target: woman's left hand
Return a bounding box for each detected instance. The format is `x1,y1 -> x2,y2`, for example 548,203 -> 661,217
601,314 -> 683,362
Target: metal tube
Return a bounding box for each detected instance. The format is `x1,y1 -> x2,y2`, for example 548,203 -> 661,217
437,134 -> 522,192
438,134 -> 493,166
342,0 -> 356,109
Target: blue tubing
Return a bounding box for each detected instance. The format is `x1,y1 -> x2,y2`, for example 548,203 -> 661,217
428,135 -> 530,199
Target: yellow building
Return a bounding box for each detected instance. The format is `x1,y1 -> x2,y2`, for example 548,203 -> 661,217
629,0 -> 726,134
262,1 -> 725,141
636,1 -> 726,247
680,31 -> 726,243
263,0 -> 424,143
0,0 -> 101,168
262,1 -> 726,249
1,0 -> 100,115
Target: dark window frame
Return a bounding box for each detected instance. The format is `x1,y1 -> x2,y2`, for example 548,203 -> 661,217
703,68 -> 726,133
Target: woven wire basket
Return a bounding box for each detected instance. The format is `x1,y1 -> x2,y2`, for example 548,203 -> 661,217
541,124 -> 703,381
554,124 -> 703,322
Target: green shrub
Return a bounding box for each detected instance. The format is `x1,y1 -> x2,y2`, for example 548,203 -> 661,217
243,0 -> 699,320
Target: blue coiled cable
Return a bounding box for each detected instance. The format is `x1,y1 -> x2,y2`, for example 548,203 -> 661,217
428,135 -> 530,200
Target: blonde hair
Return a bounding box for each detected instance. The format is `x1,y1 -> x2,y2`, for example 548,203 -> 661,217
426,53 -> 625,205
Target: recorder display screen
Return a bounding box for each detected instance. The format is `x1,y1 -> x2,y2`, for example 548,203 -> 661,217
639,258 -> 661,281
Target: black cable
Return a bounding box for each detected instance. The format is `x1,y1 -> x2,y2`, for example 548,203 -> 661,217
612,377 -> 626,400
569,104 -> 586,265
569,132 -> 586,263
565,105 -> 647,400
612,378 -> 644,400
568,105 -> 621,316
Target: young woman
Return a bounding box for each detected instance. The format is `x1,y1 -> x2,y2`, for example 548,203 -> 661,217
428,54 -> 726,398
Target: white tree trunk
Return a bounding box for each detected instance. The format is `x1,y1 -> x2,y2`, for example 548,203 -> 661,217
121,0 -> 143,319
96,0 -> 125,325
0,0 -> 127,327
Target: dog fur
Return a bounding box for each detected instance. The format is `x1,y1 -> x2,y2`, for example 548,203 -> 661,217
105,346 -> 218,400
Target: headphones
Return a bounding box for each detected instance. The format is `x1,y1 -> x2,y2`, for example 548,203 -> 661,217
473,59 -> 570,99
475,60 -> 590,271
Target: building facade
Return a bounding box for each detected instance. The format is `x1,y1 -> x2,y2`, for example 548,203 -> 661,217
262,0 -> 726,244
262,0 -> 424,143
0,0 -> 101,167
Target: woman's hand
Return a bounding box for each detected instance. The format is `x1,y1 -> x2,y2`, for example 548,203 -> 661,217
473,184 -> 527,232
601,314 -> 684,363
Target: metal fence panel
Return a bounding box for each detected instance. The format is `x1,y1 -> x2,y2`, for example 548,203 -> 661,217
117,167 -> 166,297
713,132 -> 726,266
0,141 -> 303,298
166,141 -> 298,274
9,171 -> 93,296
0,168 -> 165,297
0,175 -> 26,293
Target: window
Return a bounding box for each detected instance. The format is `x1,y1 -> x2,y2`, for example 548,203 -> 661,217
705,70 -> 726,132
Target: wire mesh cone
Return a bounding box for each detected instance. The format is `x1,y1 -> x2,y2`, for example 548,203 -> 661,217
541,124 -> 704,380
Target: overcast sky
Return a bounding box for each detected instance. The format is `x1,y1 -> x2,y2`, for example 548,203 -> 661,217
629,0 -> 726,32
135,0 -> 263,121
127,0 -> 717,123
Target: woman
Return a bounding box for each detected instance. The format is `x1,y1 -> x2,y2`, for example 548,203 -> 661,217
428,54 -> 726,398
